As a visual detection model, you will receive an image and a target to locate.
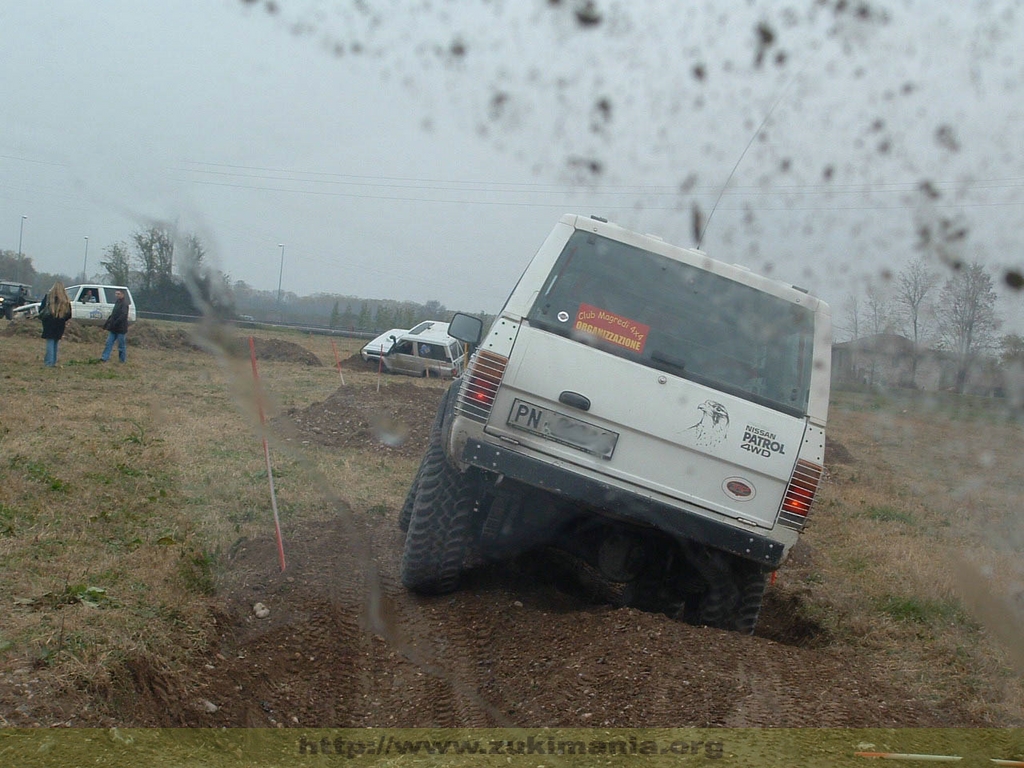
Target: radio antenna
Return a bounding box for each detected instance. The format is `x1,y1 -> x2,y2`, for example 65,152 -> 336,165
697,57 -> 811,250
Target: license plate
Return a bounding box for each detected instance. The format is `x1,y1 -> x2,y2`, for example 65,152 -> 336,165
507,399 -> 618,459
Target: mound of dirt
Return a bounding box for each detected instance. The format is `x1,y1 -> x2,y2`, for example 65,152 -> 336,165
282,380 -> 443,458
226,337 -> 324,366
127,322 -> 204,352
3,318 -> 322,363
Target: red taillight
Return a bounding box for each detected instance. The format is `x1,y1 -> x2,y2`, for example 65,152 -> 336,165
778,459 -> 823,530
457,350 -> 508,422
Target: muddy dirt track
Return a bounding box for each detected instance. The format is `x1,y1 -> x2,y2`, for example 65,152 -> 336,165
93,374 -> 984,729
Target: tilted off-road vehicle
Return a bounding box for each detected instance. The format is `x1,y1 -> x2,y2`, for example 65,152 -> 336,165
399,214 -> 832,634
0,281 -> 34,320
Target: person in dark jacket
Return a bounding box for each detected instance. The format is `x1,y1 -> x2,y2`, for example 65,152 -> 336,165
40,282 -> 73,367
100,289 -> 130,363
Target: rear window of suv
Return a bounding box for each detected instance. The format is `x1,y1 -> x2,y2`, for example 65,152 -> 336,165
1,283 -> 26,298
526,231 -> 816,417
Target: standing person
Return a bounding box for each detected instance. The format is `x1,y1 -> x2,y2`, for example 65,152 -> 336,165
100,289 -> 130,363
40,282 -> 73,367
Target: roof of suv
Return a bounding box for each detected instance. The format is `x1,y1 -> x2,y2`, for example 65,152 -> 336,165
395,323 -> 456,346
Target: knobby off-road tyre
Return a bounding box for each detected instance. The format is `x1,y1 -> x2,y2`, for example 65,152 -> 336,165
400,457 -> 480,595
398,386 -> 451,532
690,560 -> 768,635
398,463 -> 424,533
730,564 -> 769,635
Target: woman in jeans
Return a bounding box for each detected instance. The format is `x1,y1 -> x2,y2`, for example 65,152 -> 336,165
40,282 -> 72,367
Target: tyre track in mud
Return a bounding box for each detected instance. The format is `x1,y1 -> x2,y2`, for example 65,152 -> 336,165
359,563 -> 502,728
186,514 -> 504,728
143,500 -> 983,729
190,520 -> 374,727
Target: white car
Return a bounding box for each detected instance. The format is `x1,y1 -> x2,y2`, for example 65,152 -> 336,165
13,284 -> 137,326
358,321 -> 447,363
379,323 -> 465,379
360,327 -> 407,363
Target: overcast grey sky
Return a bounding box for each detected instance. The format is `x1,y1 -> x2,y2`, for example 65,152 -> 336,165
2,0 -> 1023,332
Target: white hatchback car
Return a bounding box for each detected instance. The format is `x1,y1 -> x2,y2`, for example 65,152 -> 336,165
13,284 -> 137,326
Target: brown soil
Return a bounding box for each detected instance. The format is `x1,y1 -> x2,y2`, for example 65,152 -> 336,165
0,380 -> 992,728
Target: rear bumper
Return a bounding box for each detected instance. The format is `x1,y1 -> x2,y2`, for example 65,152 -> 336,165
459,438 -> 786,567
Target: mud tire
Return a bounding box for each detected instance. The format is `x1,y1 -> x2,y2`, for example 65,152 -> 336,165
688,560 -> 768,635
397,459 -> 425,533
731,564 -> 769,635
398,387 -> 451,532
400,456 -> 480,595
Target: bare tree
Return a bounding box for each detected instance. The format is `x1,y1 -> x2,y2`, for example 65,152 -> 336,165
100,242 -> 132,286
132,226 -> 174,292
894,256 -> 938,384
840,293 -> 863,341
864,279 -> 895,337
935,262 -> 999,394
178,232 -> 208,296
854,279 -> 896,388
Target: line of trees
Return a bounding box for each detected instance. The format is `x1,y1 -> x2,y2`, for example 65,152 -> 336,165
2,224 -> 233,317
5,232 -> 491,335
839,256 -> 1017,394
230,282 -> 493,335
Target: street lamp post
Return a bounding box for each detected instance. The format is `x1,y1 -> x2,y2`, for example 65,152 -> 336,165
82,237 -> 89,282
16,215 -> 27,282
276,243 -> 285,320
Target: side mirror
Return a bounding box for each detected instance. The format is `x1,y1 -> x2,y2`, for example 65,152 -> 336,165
448,312 -> 483,345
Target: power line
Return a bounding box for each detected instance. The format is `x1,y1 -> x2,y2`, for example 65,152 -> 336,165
172,176 -> 1024,212
178,159 -> 1024,196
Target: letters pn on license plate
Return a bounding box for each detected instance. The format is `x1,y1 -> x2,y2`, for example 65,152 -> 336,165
507,399 -> 618,459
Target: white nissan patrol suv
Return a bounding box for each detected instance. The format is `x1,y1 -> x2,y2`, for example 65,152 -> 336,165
399,214 -> 832,634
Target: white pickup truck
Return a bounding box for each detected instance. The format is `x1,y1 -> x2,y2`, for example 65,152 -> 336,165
13,284 -> 137,326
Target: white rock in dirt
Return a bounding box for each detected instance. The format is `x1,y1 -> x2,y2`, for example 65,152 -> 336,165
253,602 -> 270,619
202,699 -> 219,713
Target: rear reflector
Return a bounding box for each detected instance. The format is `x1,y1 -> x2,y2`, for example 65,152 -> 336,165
456,350 -> 508,422
778,459 -> 823,531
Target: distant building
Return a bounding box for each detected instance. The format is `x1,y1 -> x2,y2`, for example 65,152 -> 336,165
831,333 -> 1003,396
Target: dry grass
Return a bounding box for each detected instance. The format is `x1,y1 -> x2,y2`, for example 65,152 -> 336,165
798,391 -> 1024,722
1,323 -> 1022,723
0,323 -> 389,696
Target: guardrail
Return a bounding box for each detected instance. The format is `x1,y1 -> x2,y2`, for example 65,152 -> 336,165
135,310 -> 380,341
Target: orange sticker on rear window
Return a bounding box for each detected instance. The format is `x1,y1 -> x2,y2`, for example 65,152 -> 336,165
574,303 -> 650,354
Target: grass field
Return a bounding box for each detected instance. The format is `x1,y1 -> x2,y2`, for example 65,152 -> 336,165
0,321 -> 425,705
1,319 -> 1022,724
801,390 -> 1024,720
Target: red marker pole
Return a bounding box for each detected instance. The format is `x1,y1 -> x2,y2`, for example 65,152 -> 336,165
330,340 -> 346,385
249,336 -> 286,572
